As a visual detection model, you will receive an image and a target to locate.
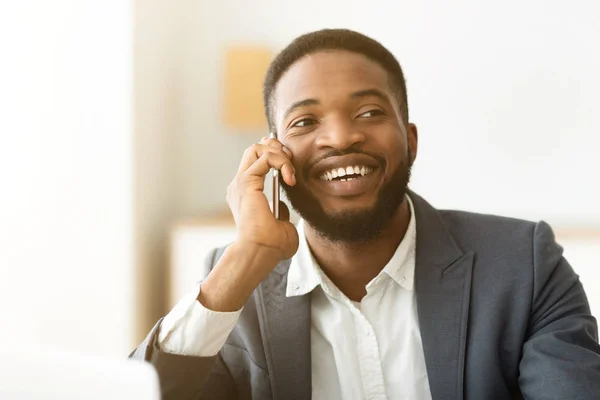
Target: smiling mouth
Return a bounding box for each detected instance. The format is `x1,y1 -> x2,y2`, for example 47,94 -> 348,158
319,165 -> 375,182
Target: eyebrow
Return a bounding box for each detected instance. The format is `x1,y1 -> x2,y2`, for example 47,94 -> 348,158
282,88 -> 390,120
283,98 -> 320,120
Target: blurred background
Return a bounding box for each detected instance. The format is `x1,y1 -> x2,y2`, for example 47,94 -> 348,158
0,0 -> 598,358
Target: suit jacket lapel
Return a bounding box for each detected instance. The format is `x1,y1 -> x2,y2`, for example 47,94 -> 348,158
256,259 -> 311,400
411,192 -> 474,400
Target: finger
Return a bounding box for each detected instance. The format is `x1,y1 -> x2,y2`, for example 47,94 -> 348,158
245,151 -> 296,185
237,143 -> 291,174
260,137 -> 292,158
240,145 -> 292,177
245,152 -> 295,184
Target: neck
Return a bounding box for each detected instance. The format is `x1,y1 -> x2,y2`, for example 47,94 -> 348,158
304,198 -> 411,302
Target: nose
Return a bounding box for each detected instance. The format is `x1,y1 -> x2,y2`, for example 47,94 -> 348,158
314,117 -> 366,150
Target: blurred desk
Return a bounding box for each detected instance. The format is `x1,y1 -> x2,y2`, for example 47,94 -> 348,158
168,217 -> 600,316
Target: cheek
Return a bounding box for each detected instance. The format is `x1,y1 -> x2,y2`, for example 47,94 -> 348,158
379,136 -> 406,172
282,142 -> 311,177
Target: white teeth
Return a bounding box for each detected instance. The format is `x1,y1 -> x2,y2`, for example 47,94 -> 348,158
320,165 -> 374,181
340,178 -> 346,181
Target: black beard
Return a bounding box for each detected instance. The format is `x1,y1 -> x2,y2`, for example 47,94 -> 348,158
281,149 -> 412,244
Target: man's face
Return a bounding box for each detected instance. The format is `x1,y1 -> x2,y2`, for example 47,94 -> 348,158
274,50 -> 418,243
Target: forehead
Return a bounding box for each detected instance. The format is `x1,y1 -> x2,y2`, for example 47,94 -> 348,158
274,50 -> 393,119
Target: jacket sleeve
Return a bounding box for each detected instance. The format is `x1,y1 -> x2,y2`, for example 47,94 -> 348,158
518,221 -> 600,399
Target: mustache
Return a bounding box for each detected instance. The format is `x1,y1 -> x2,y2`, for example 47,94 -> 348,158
304,147 -> 387,176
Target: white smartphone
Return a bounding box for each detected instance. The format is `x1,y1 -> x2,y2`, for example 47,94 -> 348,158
269,131 -> 280,219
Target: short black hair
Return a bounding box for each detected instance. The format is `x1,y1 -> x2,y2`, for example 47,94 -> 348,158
263,28 -> 409,132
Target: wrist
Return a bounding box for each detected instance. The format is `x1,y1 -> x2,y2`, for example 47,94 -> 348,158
228,240 -> 283,268
197,241 -> 281,312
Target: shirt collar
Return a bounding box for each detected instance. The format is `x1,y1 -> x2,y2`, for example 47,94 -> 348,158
286,194 -> 417,297
381,194 -> 416,291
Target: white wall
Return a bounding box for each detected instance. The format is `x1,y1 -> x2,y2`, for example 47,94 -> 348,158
133,0 -> 182,345
562,236 -> 600,316
0,1 -> 134,356
172,0 -> 600,227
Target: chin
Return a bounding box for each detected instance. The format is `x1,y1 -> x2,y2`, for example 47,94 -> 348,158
318,196 -> 378,215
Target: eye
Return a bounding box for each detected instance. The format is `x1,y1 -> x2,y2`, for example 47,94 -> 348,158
291,118 -> 317,128
358,109 -> 384,118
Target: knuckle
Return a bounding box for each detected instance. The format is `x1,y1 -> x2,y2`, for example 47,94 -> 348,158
245,144 -> 259,156
270,150 -> 282,159
267,138 -> 282,148
264,152 -> 282,166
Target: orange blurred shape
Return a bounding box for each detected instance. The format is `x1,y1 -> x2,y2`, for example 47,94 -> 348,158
222,46 -> 272,130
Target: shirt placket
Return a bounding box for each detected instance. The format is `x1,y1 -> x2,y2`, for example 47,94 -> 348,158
349,295 -> 387,399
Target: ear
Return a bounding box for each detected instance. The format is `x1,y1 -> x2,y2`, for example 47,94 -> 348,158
407,123 -> 418,164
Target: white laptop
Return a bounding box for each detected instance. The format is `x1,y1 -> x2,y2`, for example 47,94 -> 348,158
0,346 -> 160,400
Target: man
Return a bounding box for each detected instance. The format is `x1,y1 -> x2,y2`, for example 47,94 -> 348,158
130,29 -> 600,399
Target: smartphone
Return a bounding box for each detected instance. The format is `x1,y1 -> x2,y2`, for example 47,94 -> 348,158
269,131 -> 280,219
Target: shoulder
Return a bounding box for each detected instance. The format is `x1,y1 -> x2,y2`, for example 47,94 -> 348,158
438,209 -> 562,281
440,209 -> 536,238
438,209 -> 557,255
438,210 -> 560,310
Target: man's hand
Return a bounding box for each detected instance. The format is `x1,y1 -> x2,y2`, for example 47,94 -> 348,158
228,136 -> 299,260
198,137 -> 299,312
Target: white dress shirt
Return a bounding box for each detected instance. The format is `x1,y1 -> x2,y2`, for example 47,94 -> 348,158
158,195 -> 432,399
